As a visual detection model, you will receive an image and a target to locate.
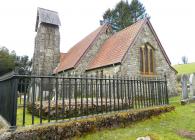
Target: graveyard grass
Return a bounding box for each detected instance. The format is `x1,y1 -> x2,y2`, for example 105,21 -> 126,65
173,62 -> 195,75
17,107 -> 48,126
17,98 -> 48,126
77,96 -> 195,140
16,95 -> 195,139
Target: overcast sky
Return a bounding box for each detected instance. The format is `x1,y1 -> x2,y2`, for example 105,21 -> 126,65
0,0 -> 194,65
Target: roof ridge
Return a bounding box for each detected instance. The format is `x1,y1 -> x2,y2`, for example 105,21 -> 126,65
105,18 -> 146,41
116,18 -> 146,33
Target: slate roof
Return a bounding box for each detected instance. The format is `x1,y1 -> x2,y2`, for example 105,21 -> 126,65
54,24 -> 108,73
35,7 -> 61,32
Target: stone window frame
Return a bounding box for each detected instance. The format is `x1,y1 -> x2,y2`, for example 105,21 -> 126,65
140,43 -> 155,75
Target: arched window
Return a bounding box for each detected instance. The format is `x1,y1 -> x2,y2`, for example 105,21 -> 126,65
140,43 -> 155,75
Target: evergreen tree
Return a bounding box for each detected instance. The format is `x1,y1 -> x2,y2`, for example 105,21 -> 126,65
0,46 -> 32,76
102,0 -> 147,32
16,55 -> 32,74
130,0 -> 147,22
0,47 -> 15,75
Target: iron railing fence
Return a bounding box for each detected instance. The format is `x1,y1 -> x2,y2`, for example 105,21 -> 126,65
0,73 -> 168,127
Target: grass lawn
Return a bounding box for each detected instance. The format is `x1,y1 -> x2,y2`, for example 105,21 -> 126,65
17,107 -> 48,126
77,96 -> 195,140
173,62 -> 195,75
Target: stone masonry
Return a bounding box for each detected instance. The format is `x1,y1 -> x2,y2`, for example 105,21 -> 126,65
32,23 -> 60,76
32,8 -> 61,75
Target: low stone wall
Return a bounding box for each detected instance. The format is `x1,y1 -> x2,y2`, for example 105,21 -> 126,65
27,99 -> 130,120
0,105 -> 174,140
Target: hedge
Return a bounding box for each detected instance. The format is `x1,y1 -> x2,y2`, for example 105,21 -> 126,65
2,105 -> 174,140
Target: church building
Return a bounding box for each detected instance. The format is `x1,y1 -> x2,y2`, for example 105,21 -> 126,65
33,8 -> 177,96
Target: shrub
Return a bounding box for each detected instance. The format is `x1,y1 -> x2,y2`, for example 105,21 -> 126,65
6,105 -> 175,140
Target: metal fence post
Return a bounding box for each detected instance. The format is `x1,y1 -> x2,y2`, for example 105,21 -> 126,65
10,76 -> 18,129
164,74 -> 169,104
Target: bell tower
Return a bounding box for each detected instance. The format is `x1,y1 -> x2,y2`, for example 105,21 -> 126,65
32,8 -> 61,76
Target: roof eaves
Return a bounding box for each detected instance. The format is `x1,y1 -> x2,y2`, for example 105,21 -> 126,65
87,62 -> 121,71
57,67 -> 74,74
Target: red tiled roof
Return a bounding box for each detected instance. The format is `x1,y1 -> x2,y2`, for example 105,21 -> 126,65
60,53 -> 67,62
53,53 -> 67,73
87,19 -> 146,70
55,24 -> 107,73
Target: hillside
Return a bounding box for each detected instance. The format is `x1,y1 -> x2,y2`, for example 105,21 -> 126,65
173,62 -> 195,75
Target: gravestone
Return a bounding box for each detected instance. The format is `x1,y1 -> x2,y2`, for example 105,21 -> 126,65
190,73 -> 195,99
181,74 -> 189,104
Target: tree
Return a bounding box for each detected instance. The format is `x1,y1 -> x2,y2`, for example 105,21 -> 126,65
0,46 -> 32,76
15,55 -> 32,74
0,47 -> 15,75
101,0 -> 147,32
182,56 -> 188,64
129,0 -> 147,22
103,1 -> 133,31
